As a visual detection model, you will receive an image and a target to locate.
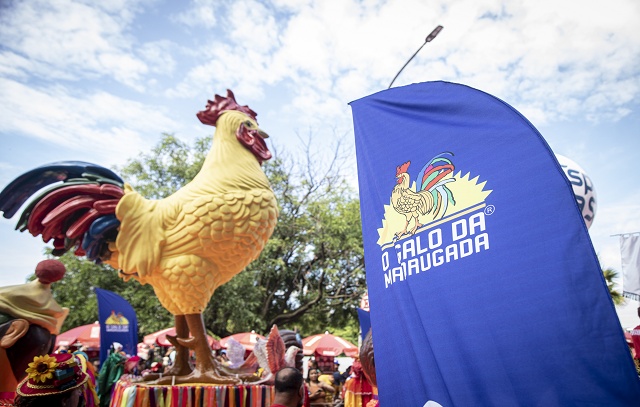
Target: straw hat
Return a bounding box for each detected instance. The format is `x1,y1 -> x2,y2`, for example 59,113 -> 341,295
16,353 -> 88,397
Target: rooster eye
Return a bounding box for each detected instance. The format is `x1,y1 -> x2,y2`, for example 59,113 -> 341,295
244,121 -> 254,128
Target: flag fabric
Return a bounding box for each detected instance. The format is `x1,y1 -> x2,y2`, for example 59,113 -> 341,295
357,307 -> 371,342
621,234 -> 640,301
95,287 -> 138,365
350,81 -> 640,406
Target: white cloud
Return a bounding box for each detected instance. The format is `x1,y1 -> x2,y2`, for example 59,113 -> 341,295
172,0 -> 220,28
162,0 -> 639,131
0,78 -> 178,165
0,0 -> 155,89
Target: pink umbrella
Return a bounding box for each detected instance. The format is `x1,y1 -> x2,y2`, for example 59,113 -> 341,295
56,322 -> 101,349
302,331 -> 358,357
143,327 -> 221,349
219,331 -> 265,351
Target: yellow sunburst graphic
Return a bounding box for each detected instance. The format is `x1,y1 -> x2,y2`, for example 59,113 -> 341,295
377,171 -> 492,247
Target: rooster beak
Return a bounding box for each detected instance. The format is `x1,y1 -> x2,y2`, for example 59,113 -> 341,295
258,130 -> 269,139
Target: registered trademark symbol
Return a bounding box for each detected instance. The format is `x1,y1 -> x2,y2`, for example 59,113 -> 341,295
484,205 -> 495,215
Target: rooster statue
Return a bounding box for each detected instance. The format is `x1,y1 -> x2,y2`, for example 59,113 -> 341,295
0,90 -> 278,384
392,152 -> 456,238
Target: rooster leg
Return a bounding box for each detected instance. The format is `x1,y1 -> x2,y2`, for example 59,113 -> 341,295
409,218 -> 423,235
157,313 -> 240,385
143,314 -> 193,382
395,219 -> 410,238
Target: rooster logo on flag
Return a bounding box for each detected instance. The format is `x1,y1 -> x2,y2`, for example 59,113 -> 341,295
391,152 -> 457,238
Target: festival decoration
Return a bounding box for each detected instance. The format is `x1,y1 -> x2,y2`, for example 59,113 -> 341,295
144,326 -> 219,348
16,353 -> 89,398
220,331 -> 266,352
25,354 -> 58,384
350,81 -> 640,405
110,379 -> 275,407
0,90 -> 278,384
0,260 -> 69,402
56,322 -> 101,349
620,234 -> 640,301
555,154 -> 597,229
95,288 -> 138,366
302,332 -> 358,357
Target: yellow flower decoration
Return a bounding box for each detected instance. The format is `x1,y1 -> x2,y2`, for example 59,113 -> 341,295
25,355 -> 58,383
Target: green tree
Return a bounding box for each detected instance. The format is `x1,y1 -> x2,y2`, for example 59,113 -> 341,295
50,252 -> 173,337
603,267 -> 625,305
49,133 -> 366,340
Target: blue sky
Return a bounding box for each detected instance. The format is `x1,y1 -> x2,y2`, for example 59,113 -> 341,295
1,0 -> 639,327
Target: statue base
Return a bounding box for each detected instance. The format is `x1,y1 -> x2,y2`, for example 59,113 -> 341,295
110,376 -> 275,407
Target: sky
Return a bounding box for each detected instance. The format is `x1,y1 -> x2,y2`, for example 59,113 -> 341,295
0,0 -> 639,328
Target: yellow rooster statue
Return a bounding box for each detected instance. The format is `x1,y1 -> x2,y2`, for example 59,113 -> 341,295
0,90 -> 278,384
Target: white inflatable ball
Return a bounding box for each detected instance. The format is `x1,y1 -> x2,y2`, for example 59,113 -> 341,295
556,154 -> 597,229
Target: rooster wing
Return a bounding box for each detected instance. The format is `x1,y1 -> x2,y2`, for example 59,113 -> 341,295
391,185 -> 433,220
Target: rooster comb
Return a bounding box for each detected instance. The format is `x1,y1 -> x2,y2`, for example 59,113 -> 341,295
396,161 -> 411,176
197,89 -> 258,126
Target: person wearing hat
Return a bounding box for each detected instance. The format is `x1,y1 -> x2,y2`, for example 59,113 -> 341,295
0,260 -> 69,406
14,352 -> 95,407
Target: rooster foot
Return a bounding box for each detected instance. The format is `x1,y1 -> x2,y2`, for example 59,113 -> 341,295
176,336 -> 197,349
409,223 -> 423,235
152,368 -> 241,385
394,230 -> 408,239
142,362 -> 194,383
143,333 -> 193,382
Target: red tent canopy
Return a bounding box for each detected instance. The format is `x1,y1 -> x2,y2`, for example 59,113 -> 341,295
56,322 -> 101,349
143,327 -> 221,349
302,332 -> 358,357
219,331 -> 265,351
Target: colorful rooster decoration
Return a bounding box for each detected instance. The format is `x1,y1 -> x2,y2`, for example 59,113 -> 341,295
391,152 -> 456,237
0,90 -> 279,384
224,325 -> 300,384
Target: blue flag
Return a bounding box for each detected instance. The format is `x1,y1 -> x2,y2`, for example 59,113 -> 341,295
357,307 -> 371,342
95,287 -> 138,365
350,81 -> 640,406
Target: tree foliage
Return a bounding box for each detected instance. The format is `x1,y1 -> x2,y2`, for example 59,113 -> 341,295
602,267 -> 625,305
50,252 -> 173,336
48,133 -> 365,343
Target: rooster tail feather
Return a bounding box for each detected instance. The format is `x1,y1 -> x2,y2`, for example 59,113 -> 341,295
266,325 -> 287,374
0,161 -> 124,263
429,180 -> 456,218
82,215 -> 120,262
418,152 -> 455,192
0,161 -> 124,219
284,346 -> 301,368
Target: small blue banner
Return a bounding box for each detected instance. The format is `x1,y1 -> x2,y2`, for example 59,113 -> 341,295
350,81 -> 640,406
95,287 -> 138,365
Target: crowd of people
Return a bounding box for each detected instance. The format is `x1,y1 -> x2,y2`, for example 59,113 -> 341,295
303,357 -> 375,407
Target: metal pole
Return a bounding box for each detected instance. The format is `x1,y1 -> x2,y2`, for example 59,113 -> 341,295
388,25 -> 443,89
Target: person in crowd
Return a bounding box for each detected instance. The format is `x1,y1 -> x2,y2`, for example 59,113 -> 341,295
333,365 -> 351,404
271,367 -> 305,407
280,329 -> 310,407
306,368 -> 335,406
124,355 -> 142,376
342,360 -> 373,407
146,344 -> 156,369
14,352 -> 98,407
317,368 -> 337,402
0,260 -> 69,406
306,358 -> 318,378
97,343 -> 127,407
